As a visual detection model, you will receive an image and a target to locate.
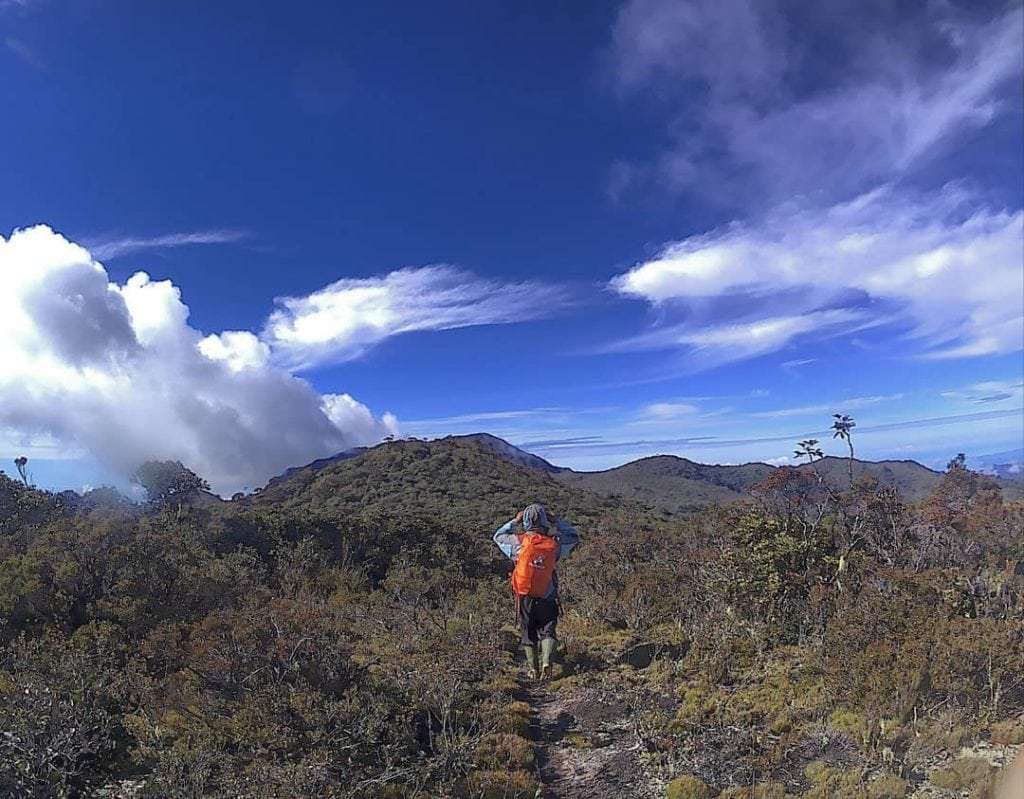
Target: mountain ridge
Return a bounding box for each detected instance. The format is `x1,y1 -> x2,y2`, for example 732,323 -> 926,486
254,433 -> 1021,513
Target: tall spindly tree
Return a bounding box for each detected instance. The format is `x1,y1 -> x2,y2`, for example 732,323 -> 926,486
831,414 -> 856,488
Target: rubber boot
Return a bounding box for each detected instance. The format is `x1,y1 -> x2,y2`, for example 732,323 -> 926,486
523,645 -> 540,679
539,638 -> 556,679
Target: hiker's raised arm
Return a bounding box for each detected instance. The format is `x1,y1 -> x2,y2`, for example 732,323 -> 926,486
553,518 -> 580,559
492,517 -> 521,560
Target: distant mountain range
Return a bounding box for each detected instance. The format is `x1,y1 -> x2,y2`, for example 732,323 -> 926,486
968,448 -> 1024,482
452,434 -> 1024,511
556,453 -> 959,512
251,433 -> 1023,514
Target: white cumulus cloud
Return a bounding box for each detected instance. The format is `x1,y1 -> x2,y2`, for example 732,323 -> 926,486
0,225 -> 398,495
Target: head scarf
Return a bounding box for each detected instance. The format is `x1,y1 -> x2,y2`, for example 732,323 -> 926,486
522,503 -> 550,533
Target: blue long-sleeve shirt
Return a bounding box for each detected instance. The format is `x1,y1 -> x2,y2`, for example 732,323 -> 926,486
492,518 -> 580,599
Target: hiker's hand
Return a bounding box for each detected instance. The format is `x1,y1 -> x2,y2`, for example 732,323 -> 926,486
515,510 -> 524,523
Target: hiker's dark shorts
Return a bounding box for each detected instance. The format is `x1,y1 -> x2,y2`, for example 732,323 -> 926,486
518,596 -> 558,645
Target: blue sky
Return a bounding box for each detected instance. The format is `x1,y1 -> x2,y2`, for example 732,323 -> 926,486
1,0 -> 1022,494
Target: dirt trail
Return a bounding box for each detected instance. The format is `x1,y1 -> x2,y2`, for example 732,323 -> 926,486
909,742 -> 1023,799
519,677 -> 657,799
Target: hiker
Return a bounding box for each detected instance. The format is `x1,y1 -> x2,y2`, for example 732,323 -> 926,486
493,503 -> 580,679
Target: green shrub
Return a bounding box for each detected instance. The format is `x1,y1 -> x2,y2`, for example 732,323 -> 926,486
717,507 -> 832,641
990,719 -> 1024,745
718,783 -> 787,798
457,769 -> 537,799
929,757 -> 995,790
489,699 -> 532,735
673,682 -> 717,727
802,762 -> 869,798
666,774 -> 712,799
829,708 -> 869,742
474,733 -> 534,770
0,626 -> 131,796
906,712 -> 975,765
866,773 -> 909,798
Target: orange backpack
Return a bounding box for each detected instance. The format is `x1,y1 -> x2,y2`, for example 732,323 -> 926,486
511,533 -> 558,598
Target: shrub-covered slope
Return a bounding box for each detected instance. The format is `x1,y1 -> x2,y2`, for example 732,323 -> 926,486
555,455 -> 774,512
248,436 -> 633,531
1,438 -> 1022,798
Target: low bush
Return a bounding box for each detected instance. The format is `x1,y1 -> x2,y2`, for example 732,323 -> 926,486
666,774 -> 712,799
929,757 -> 996,790
990,718 -> 1024,745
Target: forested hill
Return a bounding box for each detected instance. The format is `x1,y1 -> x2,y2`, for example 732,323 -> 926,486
254,434 -> 1021,517
247,435 -> 632,531
554,455 -> 774,513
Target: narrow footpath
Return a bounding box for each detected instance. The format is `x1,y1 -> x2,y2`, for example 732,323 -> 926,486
518,676 -> 658,799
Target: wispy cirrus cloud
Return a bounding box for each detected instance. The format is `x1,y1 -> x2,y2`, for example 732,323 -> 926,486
605,1 -> 1023,371
610,185 -> 1023,365
610,0 -> 1023,205
402,407 -> 569,430
86,229 -> 249,260
941,380 -> 1024,406
83,235 -> 574,374
750,393 -> 904,419
0,0 -> 40,11
264,265 -> 573,370
637,401 -> 701,420
521,409 -> 1022,457
517,435 -> 605,449
606,308 -> 872,366
5,36 -> 44,69
781,358 -> 816,370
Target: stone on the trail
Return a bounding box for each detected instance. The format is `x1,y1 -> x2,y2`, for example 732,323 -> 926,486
619,639 -> 687,669
621,641 -> 656,668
